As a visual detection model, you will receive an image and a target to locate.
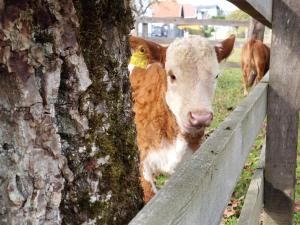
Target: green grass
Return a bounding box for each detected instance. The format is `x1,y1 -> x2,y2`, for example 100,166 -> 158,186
227,48 -> 241,64
294,123 -> 300,225
212,67 -> 266,225
209,67 -> 244,131
216,69 -> 300,224
155,175 -> 167,189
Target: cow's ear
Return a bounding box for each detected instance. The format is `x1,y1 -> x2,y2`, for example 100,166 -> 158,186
129,35 -> 167,65
129,36 -> 145,52
214,34 -> 235,63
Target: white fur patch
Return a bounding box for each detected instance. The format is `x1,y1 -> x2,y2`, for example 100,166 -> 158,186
165,36 -> 219,133
142,137 -> 192,193
128,63 -> 135,74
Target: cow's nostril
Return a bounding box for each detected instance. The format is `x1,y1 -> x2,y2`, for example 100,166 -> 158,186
188,111 -> 213,127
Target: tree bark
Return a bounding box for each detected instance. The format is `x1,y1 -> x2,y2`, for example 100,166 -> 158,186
0,1 -> 143,225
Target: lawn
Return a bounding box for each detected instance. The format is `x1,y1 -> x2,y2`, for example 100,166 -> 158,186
215,52 -> 300,224
294,120 -> 300,224
212,66 -> 265,224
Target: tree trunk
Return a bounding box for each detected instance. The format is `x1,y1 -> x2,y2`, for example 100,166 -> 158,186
248,18 -> 265,41
0,1 -> 143,225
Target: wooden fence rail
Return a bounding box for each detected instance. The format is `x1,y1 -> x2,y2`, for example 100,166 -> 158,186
227,0 -> 272,28
136,17 -> 250,27
130,74 -> 269,225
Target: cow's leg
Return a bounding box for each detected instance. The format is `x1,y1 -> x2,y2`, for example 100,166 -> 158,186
242,65 -> 250,96
254,62 -> 265,85
140,162 -> 157,203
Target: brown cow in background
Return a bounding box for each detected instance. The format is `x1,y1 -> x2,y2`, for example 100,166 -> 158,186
240,39 -> 270,96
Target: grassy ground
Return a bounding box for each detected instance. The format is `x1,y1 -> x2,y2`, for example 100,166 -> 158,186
213,65 -> 266,225
216,50 -> 300,224
294,120 -> 300,224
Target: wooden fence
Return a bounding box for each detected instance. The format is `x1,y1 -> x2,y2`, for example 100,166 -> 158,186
130,0 -> 300,224
136,17 -> 250,27
129,74 -> 269,225
135,17 -> 249,44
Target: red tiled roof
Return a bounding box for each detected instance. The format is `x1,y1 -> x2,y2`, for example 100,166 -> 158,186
182,4 -> 196,18
151,1 -> 196,18
152,2 -> 181,17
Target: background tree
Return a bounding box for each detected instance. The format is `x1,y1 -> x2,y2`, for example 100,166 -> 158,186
131,0 -> 161,17
226,9 -> 250,21
226,9 -> 250,38
0,0 -> 143,225
226,9 -> 264,40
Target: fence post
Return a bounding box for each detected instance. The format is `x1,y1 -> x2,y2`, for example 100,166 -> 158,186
248,18 -> 265,41
142,23 -> 148,38
264,0 -> 300,224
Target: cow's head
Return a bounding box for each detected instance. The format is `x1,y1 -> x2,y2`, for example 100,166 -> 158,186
128,35 -> 235,135
165,35 -> 235,134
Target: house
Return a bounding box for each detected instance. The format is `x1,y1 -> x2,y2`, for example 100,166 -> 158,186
151,1 -> 196,18
149,1 -> 197,38
196,5 -> 222,19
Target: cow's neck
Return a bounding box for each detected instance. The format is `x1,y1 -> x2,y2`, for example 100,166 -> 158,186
131,66 -> 179,160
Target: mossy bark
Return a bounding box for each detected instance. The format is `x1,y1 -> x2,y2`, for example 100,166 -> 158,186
59,1 -> 144,224
0,0 -> 143,224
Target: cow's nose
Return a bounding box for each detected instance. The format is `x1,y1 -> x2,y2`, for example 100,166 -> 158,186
188,111 -> 213,127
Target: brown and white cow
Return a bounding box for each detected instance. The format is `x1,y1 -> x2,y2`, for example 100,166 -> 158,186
241,39 -> 270,96
129,35 -> 235,203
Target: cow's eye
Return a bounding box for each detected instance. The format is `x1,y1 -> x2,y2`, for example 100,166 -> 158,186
215,73 -> 220,79
169,73 -> 176,82
139,46 -> 145,53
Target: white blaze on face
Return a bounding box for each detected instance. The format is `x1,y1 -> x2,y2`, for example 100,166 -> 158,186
165,36 -> 219,133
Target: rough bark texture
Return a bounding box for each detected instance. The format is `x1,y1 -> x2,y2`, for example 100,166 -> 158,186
60,1 -> 144,224
0,0 -> 143,225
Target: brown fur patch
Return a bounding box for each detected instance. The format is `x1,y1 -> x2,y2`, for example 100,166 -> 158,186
241,39 -> 270,95
215,34 -> 235,63
130,63 -> 179,161
184,130 -> 205,151
139,163 -> 155,203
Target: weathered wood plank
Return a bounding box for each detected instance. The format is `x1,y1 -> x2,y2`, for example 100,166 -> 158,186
237,144 -> 265,225
136,17 -> 250,27
227,0 -> 272,28
264,0 -> 300,224
130,80 -> 268,225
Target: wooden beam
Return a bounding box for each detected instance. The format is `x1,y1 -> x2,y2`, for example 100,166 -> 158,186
237,144 -> 265,225
136,17 -> 250,27
264,0 -> 300,224
227,0 -> 272,28
130,80 -> 268,225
